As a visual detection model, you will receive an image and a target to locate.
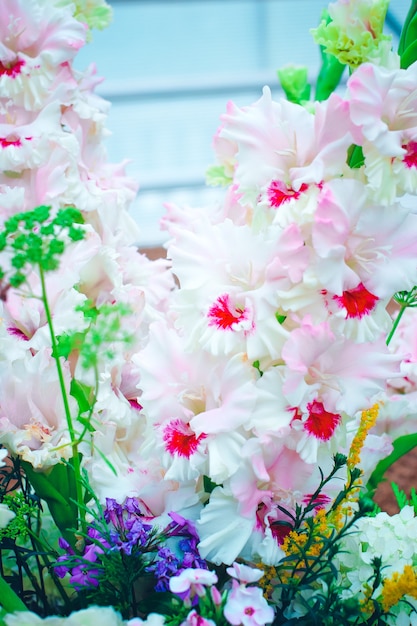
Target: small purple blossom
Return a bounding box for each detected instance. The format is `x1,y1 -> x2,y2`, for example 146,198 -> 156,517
145,511 -> 208,593
69,563 -> 102,590
146,546 -> 181,592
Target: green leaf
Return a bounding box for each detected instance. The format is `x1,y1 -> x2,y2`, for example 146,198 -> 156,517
391,482 -> 409,510
21,460 -> 79,545
400,38 -> 417,68
70,378 -> 94,415
367,433 -> 417,492
399,0 -> 417,67
93,446 -> 118,477
0,577 -> 28,613
54,331 -> 85,360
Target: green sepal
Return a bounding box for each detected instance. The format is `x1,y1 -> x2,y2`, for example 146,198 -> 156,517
203,475 -> 218,495
347,144 -> 365,169
21,460 -> 80,545
366,432 -> 417,492
276,312 -> 287,325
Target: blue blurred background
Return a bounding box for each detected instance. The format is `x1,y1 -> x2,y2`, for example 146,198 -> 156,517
74,0 -> 410,246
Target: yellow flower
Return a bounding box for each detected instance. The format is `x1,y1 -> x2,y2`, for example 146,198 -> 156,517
347,404 -> 379,469
381,565 -> 417,612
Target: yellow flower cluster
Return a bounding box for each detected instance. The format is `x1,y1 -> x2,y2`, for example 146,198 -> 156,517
281,509 -> 332,575
258,565 -> 278,599
348,404 -> 379,469
381,564 -> 417,612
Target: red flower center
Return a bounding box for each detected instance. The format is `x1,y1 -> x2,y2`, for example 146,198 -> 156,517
304,399 -> 341,441
0,58 -> 25,78
267,180 -> 308,208
403,141 -> 417,169
332,283 -> 378,319
244,607 -> 255,616
207,294 -> 248,330
163,419 -> 206,458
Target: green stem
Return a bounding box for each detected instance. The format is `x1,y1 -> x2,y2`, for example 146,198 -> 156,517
38,264 -> 85,529
386,304 -> 406,346
0,575 -> 28,613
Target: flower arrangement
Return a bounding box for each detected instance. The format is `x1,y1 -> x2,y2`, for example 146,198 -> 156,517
1,0 -> 417,624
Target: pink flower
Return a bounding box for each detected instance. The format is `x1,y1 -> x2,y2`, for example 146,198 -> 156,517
312,179 -> 417,299
217,87 -> 356,201
180,611 -> 216,626
282,316 -> 399,416
224,583 -> 274,626
169,568 -> 218,603
0,0 -> 86,110
347,61 -> 417,201
226,563 -> 264,584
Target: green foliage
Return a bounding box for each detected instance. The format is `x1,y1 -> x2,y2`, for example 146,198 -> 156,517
391,482 -> 417,514
55,300 -> 134,371
261,457 -> 387,625
21,461 -> 79,547
366,433 -> 417,493
0,492 -> 38,541
398,0 -> 417,68
0,205 -> 85,292
385,286 -> 417,346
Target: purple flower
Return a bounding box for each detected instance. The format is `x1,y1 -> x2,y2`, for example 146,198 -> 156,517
69,563 -> 102,590
54,556 -> 70,579
104,498 -> 124,529
146,546 -> 181,592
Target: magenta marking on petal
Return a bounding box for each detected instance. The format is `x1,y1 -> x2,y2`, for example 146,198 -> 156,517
7,326 -> 29,341
128,398 -> 143,411
0,58 -> 25,78
403,141 -> 417,169
332,283 -> 378,319
267,180 -> 308,208
207,294 -> 248,331
0,136 -> 22,148
304,400 -> 341,441
162,419 -> 206,458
